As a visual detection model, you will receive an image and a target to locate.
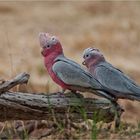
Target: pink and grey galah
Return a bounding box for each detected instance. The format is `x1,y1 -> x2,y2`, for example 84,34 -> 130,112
38,32 -> 114,100
82,47 -> 140,101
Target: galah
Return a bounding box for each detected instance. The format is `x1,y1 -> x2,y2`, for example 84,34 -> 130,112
38,32 -> 114,100
82,47 -> 140,101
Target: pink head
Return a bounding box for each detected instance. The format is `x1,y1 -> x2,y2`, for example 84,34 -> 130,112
39,32 -> 63,57
82,47 -> 105,67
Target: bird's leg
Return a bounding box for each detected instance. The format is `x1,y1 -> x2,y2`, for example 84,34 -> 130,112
58,89 -> 66,98
62,89 -> 66,94
111,100 -> 124,129
97,90 -> 123,128
71,90 -> 83,98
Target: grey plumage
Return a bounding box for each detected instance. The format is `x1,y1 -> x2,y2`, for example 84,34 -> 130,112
53,55 -> 114,100
83,47 -> 140,101
95,62 -> 140,101
53,55 -> 101,88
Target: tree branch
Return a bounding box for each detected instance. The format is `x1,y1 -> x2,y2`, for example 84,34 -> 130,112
0,72 -> 30,93
0,73 -> 123,123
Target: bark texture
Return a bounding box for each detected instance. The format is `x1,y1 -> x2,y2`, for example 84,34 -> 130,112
0,73 -> 123,123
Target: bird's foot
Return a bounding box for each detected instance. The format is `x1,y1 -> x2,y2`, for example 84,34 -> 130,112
58,89 -> 66,98
71,90 -> 83,98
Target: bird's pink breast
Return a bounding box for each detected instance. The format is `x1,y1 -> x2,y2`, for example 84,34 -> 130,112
44,55 -> 70,90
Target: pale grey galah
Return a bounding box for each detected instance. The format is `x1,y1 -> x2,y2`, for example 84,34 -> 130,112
83,47 -> 140,101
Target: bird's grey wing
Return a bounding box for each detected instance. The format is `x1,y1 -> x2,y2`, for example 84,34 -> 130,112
52,59 -> 101,89
55,55 -> 103,89
53,57 -> 116,100
52,61 -> 91,87
107,63 -> 138,86
95,63 -> 140,94
55,55 -> 91,75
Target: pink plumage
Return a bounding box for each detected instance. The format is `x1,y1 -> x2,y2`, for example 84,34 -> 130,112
39,32 -> 69,90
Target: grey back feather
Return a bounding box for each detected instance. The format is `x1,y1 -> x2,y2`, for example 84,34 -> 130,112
95,62 -> 140,95
53,55 -> 102,89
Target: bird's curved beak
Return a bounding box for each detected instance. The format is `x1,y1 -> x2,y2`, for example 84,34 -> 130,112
41,49 -> 47,57
82,60 -> 86,65
41,50 -> 44,55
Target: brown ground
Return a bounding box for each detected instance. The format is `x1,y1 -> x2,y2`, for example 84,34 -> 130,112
0,1 -> 140,139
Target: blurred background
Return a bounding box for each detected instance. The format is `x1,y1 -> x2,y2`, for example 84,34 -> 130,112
0,1 -> 140,138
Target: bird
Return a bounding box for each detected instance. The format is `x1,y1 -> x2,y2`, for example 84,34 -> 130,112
82,47 -> 140,101
38,32 -> 114,100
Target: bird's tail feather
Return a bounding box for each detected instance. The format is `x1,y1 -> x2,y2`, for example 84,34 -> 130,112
130,85 -> 140,101
127,94 -> 140,102
94,90 -> 116,101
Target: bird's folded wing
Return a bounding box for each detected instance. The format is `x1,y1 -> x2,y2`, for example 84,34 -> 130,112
52,58 -> 101,89
95,63 -> 139,93
55,55 -> 92,77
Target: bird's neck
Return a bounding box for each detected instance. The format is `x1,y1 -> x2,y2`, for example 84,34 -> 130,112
88,57 -> 105,69
44,52 -> 64,68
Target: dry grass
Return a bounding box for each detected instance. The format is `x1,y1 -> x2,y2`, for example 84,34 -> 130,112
0,1 -> 140,139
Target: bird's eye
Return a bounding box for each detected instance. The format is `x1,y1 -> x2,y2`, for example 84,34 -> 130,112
47,45 -> 50,48
51,37 -> 55,41
86,54 -> 89,58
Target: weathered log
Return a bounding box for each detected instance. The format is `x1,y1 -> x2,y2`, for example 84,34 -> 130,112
0,73 -> 123,123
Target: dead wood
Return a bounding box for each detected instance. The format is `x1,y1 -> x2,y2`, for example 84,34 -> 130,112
0,72 -> 123,124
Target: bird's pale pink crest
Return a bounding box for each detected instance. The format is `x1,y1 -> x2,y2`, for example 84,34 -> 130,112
82,47 -> 105,67
39,32 -> 63,57
39,32 -> 50,48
